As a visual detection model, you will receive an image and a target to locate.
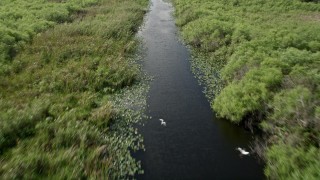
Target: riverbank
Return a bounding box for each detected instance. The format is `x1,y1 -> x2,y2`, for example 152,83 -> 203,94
0,0 -> 148,178
172,0 -> 320,178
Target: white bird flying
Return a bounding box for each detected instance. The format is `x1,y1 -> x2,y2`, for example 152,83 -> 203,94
159,119 -> 166,126
236,147 -> 250,155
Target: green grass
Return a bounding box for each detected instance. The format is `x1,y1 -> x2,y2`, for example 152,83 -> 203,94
0,0 -> 148,178
0,0 -> 100,74
172,0 -> 320,178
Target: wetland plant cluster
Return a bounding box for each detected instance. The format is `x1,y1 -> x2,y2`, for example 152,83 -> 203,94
172,0 -> 320,178
0,0 -> 149,178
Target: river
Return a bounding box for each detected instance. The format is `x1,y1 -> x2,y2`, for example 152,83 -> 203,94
134,0 -> 264,179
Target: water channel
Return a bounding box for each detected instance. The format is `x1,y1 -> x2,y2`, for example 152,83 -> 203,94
134,0 -> 264,179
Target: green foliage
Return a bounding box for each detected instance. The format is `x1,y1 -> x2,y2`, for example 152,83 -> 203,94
0,0 -> 102,72
0,99 -> 50,152
213,81 -> 267,122
0,0 -> 148,178
271,87 -> 313,126
182,17 -> 233,52
173,0 -> 320,178
214,67 -> 282,122
265,144 -> 320,179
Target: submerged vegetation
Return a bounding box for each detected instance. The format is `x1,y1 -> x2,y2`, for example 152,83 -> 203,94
0,0 -> 148,178
173,0 -> 320,178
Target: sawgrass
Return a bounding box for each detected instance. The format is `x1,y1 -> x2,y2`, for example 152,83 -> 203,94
0,0 -> 148,178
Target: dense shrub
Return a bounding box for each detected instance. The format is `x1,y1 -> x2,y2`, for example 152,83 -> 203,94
173,0 -> 320,178
265,144 -> 320,179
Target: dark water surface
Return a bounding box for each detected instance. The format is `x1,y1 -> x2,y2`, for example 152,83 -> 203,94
134,0 -> 264,179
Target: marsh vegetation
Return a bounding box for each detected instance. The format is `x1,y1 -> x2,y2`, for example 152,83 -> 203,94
1,0 -> 319,178
0,0 -> 148,178
173,0 -> 320,178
